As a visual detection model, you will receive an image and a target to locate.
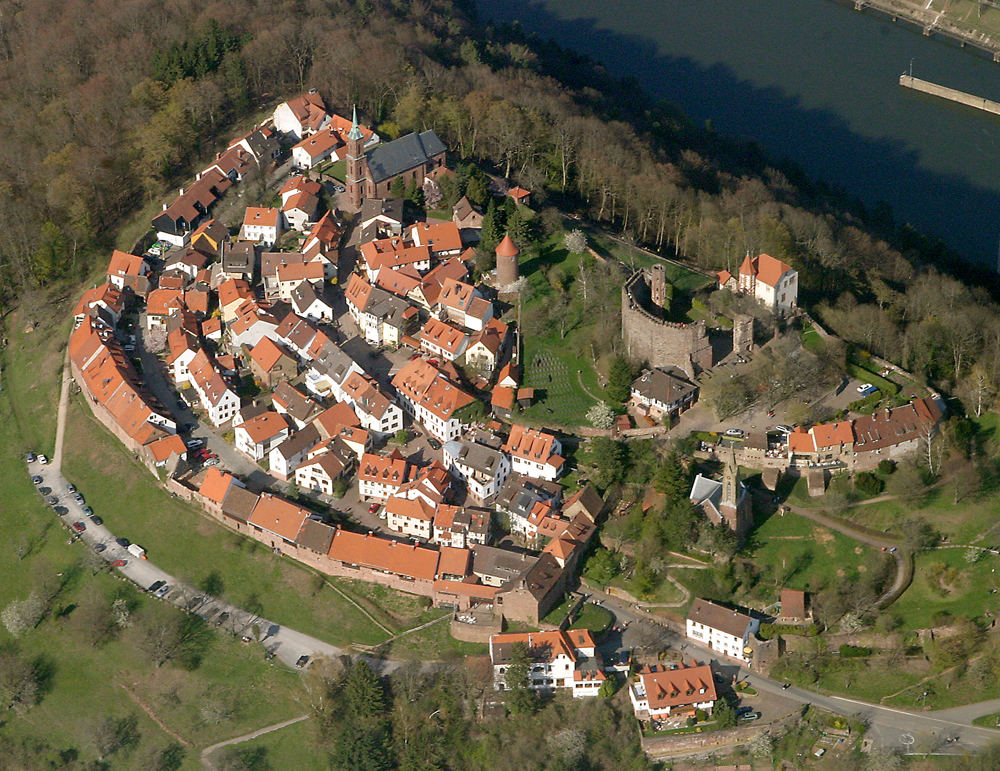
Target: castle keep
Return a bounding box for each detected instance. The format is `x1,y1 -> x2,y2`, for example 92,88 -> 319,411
622,268 -> 712,379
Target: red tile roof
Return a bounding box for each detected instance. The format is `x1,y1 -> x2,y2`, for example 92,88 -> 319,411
637,663 -> 717,711
249,493 -> 309,541
327,528 -> 439,581
200,468 -> 236,504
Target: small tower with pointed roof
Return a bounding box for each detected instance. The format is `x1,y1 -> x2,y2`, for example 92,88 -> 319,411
495,233 -> 520,289
346,105 -> 368,209
718,446 -> 753,537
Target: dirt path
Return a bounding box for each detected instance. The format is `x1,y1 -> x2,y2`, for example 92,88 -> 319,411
200,714 -> 310,769
52,344 -> 71,470
118,683 -> 191,747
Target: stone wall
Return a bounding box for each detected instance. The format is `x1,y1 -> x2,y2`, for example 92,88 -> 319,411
450,613 -> 502,643
622,271 -> 712,379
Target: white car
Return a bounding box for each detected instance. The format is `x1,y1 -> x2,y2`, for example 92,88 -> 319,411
37,454 -> 49,465
724,428 -> 744,437
857,383 -> 878,396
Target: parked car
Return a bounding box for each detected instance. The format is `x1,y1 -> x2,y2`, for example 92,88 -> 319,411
37,454 -> 48,464
147,580 -> 165,593
154,584 -> 170,599
116,537 -> 130,548
110,559 -> 127,568
186,438 -> 205,450
89,515 -> 103,526
296,655 -> 310,668
738,711 -> 761,722
73,493 -> 85,505
31,475 -> 42,485
66,483 -> 76,493
205,457 -> 220,467
95,543 -> 106,553
81,506 -> 94,516
856,383 -> 878,396
176,399 -> 187,411
368,503 -> 380,514
724,428 -> 744,437
72,521 -> 86,532
38,487 -> 51,495
428,438 -> 441,450
774,424 -> 793,434
47,496 -> 59,505
25,452 -> 35,463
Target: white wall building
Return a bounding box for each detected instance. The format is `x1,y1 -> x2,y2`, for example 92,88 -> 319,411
685,598 -> 760,664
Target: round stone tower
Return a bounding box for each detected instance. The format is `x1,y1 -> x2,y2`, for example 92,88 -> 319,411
495,234 -> 520,288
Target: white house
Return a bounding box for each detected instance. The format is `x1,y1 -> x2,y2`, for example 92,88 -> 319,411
629,664 -> 717,723
432,505 -> 490,549
234,411 -> 290,461
272,90 -> 330,140
241,207 -> 282,246
736,253 -> 797,313
419,318 -> 469,362
339,372 -> 403,437
685,598 -> 759,664
268,424 -> 320,481
166,328 -> 199,385
188,349 -> 240,426
357,451 -> 409,501
391,359 -> 476,443
490,629 -> 604,698
630,368 -> 698,420
295,447 -> 352,495
384,495 -> 436,540
290,281 -> 335,324
502,425 -> 564,482
442,440 -> 511,503
437,277 -> 493,332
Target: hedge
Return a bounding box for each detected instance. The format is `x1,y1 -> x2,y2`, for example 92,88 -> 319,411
758,622 -> 820,640
839,644 -> 872,658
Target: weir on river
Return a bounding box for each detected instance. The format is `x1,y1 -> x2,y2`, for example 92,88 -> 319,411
899,74 -> 1000,118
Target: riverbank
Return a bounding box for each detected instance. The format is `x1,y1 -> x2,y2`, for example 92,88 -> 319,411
847,0 -> 1000,61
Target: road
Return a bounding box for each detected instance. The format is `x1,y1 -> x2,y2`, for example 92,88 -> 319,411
26,455 -> 402,675
587,588 -> 1000,753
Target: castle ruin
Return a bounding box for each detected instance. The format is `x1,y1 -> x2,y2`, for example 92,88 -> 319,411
622,269 -> 713,379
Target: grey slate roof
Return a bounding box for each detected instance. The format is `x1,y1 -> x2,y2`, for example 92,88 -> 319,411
495,473 -> 562,519
365,131 -> 446,184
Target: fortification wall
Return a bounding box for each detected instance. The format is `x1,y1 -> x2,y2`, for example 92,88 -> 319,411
621,272 -> 713,378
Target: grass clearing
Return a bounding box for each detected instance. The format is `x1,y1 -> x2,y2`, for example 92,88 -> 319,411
61,394 -> 391,648
891,547 -> 1000,628
380,618 -> 488,661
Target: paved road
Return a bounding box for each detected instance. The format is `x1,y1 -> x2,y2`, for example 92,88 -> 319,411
587,589 -> 1000,753
26,456 -> 402,675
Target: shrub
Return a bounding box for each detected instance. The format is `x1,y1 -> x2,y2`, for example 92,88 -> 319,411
877,459 -> 896,475
694,709 -> 708,723
839,644 -> 872,658
854,471 -> 884,497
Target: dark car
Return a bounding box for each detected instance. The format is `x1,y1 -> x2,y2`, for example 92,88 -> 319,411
72,521 -> 86,532
66,483 -> 76,493
176,399 -> 187,411
81,505 -> 94,516
38,487 -> 51,495
428,438 -> 441,450
89,515 -> 103,526
95,543 -> 106,553
296,655 -> 310,668
116,537 -> 130,548
110,559 -> 127,568
25,452 -> 36,463
47,495 -> 59,505
31,475 -> 42,485
148,580 -> 165,593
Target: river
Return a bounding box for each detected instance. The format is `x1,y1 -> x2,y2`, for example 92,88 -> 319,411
475,0 -> 1000,266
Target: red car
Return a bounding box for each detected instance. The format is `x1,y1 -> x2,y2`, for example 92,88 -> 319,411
72,521 -> 86,532
368,503 -> 380,514
110,559 -> 127,568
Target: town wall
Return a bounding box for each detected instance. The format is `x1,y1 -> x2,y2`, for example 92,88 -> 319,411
450,614 -> 502,643
622,271 -> 712,379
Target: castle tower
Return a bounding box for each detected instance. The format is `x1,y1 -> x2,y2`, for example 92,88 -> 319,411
346,105 -> 366,209
737,251 -> 756,296
733,313 -> 754,353
495,234 -> 520,288
718,447 -> 753,538
649,264 -> 667,309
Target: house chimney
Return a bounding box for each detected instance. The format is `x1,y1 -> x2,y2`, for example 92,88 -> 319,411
179,187 -> 185,196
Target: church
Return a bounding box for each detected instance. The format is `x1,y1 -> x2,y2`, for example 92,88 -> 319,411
346,108 -> 447,208
689,449 -> 753,538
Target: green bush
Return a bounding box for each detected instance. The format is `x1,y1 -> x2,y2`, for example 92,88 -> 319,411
839,644 -> 872,658
877,459 -> 895,475
758,622 -> 819,640
854,471 -> 884,497
694,709 -> 708,723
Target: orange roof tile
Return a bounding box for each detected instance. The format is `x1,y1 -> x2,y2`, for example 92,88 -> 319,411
328,528 -> 439,581
249,493 -> 309,541
200,468 -> 235,503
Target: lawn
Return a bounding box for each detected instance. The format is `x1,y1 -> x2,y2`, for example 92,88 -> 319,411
770,653 -> 931,704
61,394 -> 391,649
380,617 -> 488,661
208,716 -> 327,771
800,321 -> 824,355
741,510 -> 878,598
517,233 -> 607,427
891,547 -> 1000,628
585,228 -> 713,293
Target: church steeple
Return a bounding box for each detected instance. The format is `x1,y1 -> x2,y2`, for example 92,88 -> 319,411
348,104 -> 363,141
346,104 -> 366,208
721,447 -> 739,509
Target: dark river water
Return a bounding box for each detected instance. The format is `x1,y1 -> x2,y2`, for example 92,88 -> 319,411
476,0 -> 1000,266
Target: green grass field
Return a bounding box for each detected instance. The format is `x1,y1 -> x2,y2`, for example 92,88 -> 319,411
891,547 -> 1000,628
61,395 -> 391,649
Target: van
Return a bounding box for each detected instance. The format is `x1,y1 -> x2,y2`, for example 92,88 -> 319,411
127,543 -> 146,559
